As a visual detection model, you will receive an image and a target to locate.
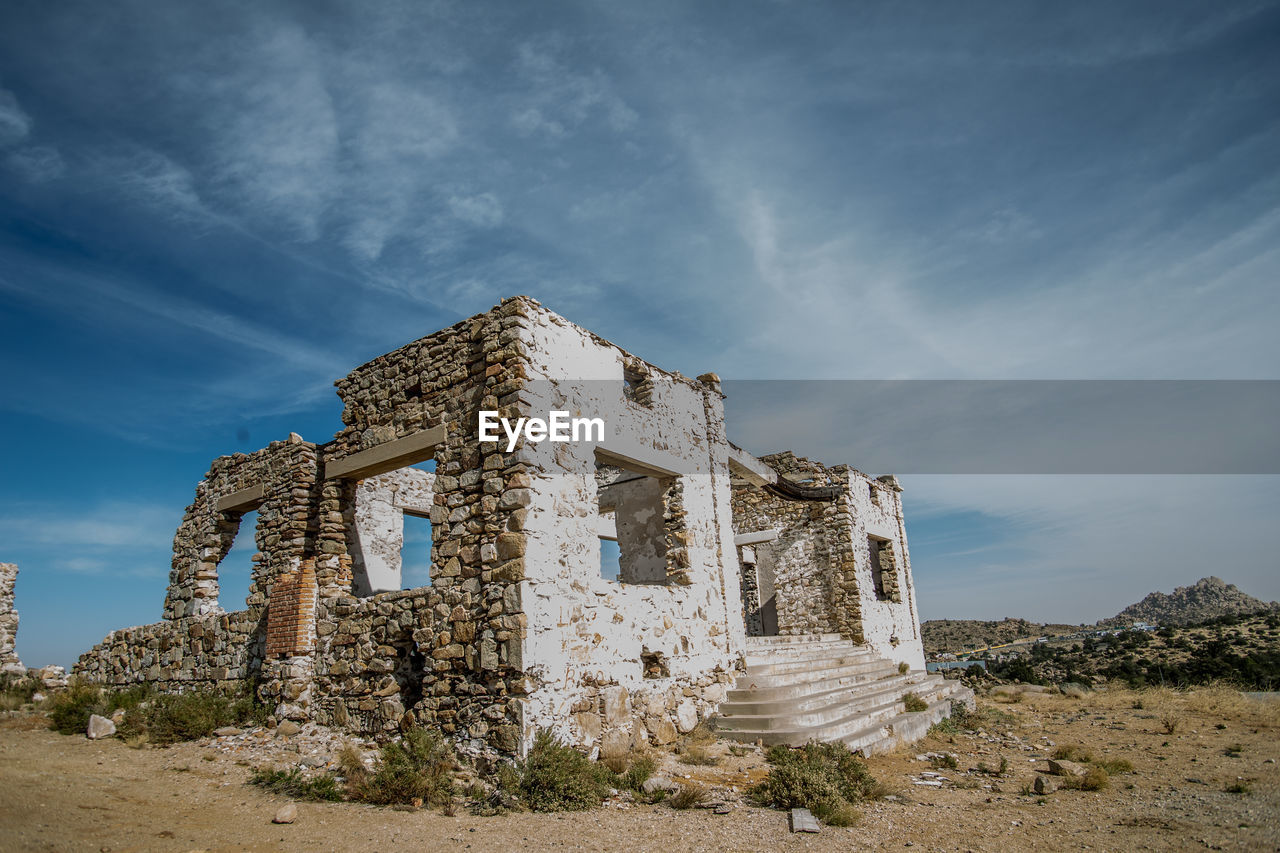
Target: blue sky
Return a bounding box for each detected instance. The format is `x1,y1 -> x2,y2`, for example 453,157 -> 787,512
1,1 -> 1278,668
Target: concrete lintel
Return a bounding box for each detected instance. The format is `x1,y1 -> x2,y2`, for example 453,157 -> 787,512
727,445 -> 777,487
594,445 -> 681,480
324,425 -> 447,481
734,528 -> 781,546
216,484 -> 266,513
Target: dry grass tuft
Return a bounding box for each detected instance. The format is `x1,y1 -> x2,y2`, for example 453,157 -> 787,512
668,782 -> 710,810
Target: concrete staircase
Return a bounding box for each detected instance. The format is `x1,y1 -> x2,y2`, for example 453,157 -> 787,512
716,634 -> 975,756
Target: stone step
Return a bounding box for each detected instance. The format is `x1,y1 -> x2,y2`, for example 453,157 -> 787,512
730,657 -> 901,694
840,696 -> 962,756
717,673 -> 935,730
744,633 -> 844,646
718,670 -> 935,722
741,642 -> 867,665
721,686 -> 952,742
743,648 -> 880,678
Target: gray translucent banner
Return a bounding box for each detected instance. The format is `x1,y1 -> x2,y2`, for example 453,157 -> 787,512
721,380 -> 1279,474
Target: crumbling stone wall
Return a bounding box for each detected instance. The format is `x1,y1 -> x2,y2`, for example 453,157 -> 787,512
731,453 -> 924,669
75,295 -> 926,753
1,563 -> 24,677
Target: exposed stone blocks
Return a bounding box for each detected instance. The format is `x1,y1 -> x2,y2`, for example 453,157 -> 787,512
73,295 -> 929,754
0,563 -> 23,676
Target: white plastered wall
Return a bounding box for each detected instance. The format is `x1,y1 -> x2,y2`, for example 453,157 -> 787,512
514,306 -> 745,751
844,473 -> 926,671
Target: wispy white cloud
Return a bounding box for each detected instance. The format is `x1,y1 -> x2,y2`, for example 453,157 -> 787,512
510,37 -> 637,138
5,145 -> 63,182
0,501 -> 178,578
0,85 -> 30,146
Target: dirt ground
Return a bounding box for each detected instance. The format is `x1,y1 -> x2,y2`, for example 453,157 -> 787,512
1,686 -> 1277,852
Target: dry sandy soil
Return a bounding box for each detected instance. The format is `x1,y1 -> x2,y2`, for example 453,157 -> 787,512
1,685 -> 1277,852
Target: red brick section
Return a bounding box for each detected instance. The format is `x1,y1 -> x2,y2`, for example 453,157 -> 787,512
265,559 -> 317,658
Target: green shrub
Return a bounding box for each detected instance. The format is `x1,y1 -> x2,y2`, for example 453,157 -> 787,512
902,692 -> 928,713
134,689 -> 266,744
250,767 -> 343,802
513,730 -> 610,812
930,753 -> 958,770
350,728 -> 456,807
621,755 -> 655,792
0,675 -> 40,710
750,741 -> 877,825
47,683 -> 106,734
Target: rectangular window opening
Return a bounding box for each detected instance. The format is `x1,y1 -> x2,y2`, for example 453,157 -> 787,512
596,455 -> 681,584
869,535 -> 889,601
216,508 -> 259,612
350,465 -> 435,596
402,511 -> 433,589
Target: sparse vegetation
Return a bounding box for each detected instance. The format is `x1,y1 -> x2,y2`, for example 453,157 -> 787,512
902,692 -> 928,712
1160,711 -> 1181,735
1096,758 -> 1133,775
898,661 -> 910,675
929,753 -> 958,770
348,728 -> 455,807
749,741 -> 877,825
1060,766 -> 1110,791
668,782 -> 710,810
975,756 -> 1009,776
677,744 -> 718,766
1051,744 -> 1095,764
509,729 -> 611,812
1224,781 -> 1252,794
249,767 -> 343,801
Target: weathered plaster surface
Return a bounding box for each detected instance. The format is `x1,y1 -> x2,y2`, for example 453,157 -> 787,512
75,296 -> 931,756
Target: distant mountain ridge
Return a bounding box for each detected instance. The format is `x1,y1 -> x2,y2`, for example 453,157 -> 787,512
1097,576 -> 1277,627
921,577 -> 1277,654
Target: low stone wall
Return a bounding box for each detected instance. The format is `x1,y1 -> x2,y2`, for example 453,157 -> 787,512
75,609 -> 261,690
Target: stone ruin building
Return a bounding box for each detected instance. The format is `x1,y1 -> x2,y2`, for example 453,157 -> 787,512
76,296 -> 971,757
1,563 -> 24,677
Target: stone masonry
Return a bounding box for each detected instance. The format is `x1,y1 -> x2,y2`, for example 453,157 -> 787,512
76,296 -> 942,756
1,563 -> 23,677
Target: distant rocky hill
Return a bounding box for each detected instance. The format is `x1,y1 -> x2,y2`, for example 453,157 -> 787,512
921,617 -> 1082,655
1097,576 -> 1277,627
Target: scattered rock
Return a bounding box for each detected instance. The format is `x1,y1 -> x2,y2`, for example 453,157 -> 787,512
87,714 -> 116,740
1033,775 -> 1057,794
790,808 -> 821,833
641,776 -> 679,795
1047,759 -> 1087,778
272,803 -> 297,824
